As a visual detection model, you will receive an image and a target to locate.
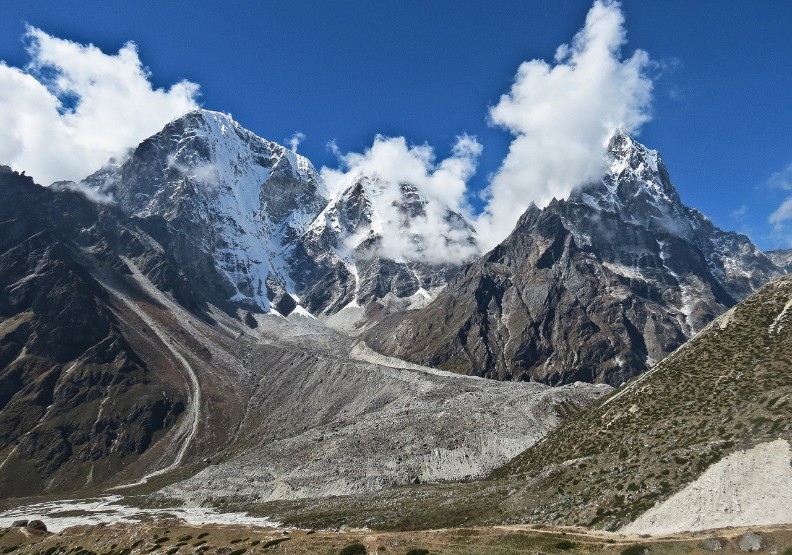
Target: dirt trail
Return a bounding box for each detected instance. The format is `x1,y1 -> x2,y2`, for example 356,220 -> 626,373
350,340 -> 482,380
102,262 -> 202,489
4,519 -> 792,555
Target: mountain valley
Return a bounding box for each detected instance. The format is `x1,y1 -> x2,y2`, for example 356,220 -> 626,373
1,109 -> 791,546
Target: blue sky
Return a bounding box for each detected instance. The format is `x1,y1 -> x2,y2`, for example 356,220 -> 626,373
1,1 -> 791,249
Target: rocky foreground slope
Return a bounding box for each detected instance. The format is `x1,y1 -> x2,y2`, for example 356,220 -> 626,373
366,132 -> 781,385
491,272 -> 792,530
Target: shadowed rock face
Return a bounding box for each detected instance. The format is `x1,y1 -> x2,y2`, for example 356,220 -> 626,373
0,167 -> 187,497
364,133 -> 782,385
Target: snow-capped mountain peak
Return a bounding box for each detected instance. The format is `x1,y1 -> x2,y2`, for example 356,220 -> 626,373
605,130 -> 678,205
569,131 -> 688,237
81,109 -> 326,312
80,110 -> 468,317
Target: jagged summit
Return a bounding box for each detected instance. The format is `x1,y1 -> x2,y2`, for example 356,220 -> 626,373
304,173 -> 477,262
605,131 -> 679,203
291,172 -> 475,316
81,108 -> 326,313
365,135 -> 783,385
569,131 -> 682,222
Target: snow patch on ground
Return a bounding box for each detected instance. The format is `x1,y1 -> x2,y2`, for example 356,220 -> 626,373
0,496 -> 280,533
769,296 -> 792,335
603,262 -> 645,281
621,439 -> 792,535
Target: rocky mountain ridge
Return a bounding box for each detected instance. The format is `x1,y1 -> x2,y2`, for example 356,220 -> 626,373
364,132 -> 782,385
41,113 -> 789,386
0,166 -> 194,496
80,110 -> 475,320
766,248 -> 792,273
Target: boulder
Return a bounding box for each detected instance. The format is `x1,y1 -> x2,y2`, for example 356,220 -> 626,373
26,520 -> 47,532
739,532 -> 763,552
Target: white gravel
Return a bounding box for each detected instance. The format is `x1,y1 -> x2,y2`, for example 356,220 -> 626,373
621,439 -> 792,535
0,496 -> 280,532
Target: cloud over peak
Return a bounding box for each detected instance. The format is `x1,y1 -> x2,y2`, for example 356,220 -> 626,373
476,0 -> 654,249
0,27 -> 199,186
1,1 -> 658,264
326,1 -> 655,256
320,134 -> 482,264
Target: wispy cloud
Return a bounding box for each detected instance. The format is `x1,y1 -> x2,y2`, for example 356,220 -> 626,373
0,26 -> 199,186
731,205 -> 749,221
766,163 -> 792,246
768,162 -> 792,190
287,131 -> 305,153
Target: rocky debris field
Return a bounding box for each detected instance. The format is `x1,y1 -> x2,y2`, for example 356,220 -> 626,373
156,309 -> 611,505
621,439 -> 792,535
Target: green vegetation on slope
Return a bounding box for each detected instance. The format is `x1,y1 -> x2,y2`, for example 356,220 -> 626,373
491,275 -> 792,529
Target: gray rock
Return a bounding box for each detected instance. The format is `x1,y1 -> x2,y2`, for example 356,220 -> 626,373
701,539 -> 722,551
0,168 -> 188,497
740,532 -> 763,552
292,176 -> 472,316
26,520 -> 47,532
766,249 -> 792,273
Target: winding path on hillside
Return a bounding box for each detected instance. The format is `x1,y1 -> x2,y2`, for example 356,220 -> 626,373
104,261 -> 202,489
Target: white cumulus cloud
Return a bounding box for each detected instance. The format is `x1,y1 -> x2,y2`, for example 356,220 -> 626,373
475,0 -> 654,249
320,135 -> 482,263
0,26 -> 199,186
317,0 -> 655,263
1,1 -> 658,267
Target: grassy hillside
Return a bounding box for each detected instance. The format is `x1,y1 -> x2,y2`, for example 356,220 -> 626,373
4,521 -> 792,555
491,274 -> 792,529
